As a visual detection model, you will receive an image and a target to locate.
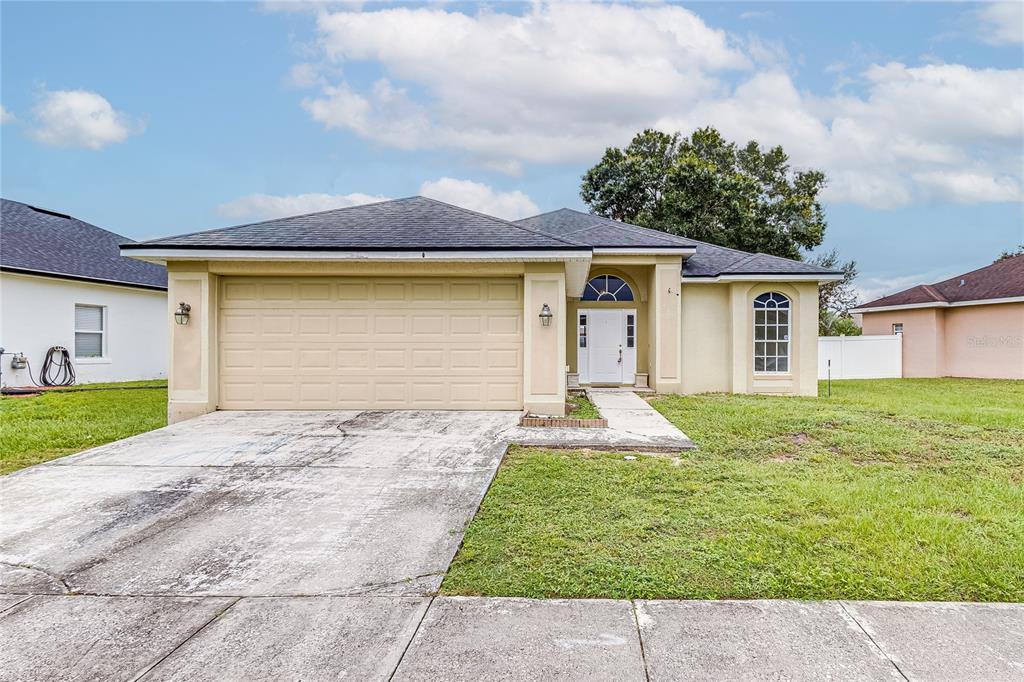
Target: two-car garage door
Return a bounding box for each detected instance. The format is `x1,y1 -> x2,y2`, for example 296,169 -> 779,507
218,277 -> 523,410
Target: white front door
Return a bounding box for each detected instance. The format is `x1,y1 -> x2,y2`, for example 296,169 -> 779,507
578,309 -> 637,385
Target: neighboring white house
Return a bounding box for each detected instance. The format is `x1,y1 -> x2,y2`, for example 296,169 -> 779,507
0,199 -> 168,386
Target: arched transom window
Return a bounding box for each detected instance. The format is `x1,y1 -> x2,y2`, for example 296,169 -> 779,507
582,275 -> 634,302
753,292 -> 791,373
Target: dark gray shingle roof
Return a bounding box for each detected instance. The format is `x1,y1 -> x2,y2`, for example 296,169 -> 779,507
515,209 -> 700,248
124,196 -> 583,252
515,209 -> 839,278
1,198 -> 167,290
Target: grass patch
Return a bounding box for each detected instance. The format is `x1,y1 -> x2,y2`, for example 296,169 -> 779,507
566,393 -> 601,420
0,380 -> 167,474
443,379 -> 1024,601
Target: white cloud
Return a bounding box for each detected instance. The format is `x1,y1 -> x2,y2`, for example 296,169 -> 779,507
217,192 -> 389,221
302,3 -> 746,164
297,3 -> 1023,209
974,2 -> 1023,45
0,105 -> 13,124
419,178 -> 538,220
912,171 -> 1020,204
30,89 -> 142,149
652,63 -> 1023,207
303,79 -> 431,150
287,62 -> 326,88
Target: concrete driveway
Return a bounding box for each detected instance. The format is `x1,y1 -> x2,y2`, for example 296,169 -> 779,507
0,410 -> 517,598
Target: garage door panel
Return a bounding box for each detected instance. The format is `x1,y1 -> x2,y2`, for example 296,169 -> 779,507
374,316 -> 407,335
489,282 -> 519,301
373,349 -> 407,369
412,282 -> 444,300
298,315 -> 331,336
337,315 -> 368,335
219,277 -> 522,409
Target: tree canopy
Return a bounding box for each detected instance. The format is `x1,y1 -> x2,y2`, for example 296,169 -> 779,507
581,127 -> 828,260
996,244 -> 1024,262
811,249 -> 861,335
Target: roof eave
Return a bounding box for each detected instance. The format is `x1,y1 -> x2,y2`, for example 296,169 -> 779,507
592,247 -> 696,255
683,272 -> 845,283
121,246 -> 593,263
1,266 -> 168,292
851,295 -> 1024,314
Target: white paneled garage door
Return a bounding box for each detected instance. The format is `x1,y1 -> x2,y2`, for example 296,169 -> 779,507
217,277 -> 523,410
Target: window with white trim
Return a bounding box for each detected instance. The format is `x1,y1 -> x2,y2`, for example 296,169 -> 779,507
753,292 -> 790,373
582,275 -> 634,301
578,314 -> 588,348
626,313 -> 635,348
75,304 -> 105,358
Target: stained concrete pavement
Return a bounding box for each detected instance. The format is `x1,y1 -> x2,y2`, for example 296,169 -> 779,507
1,411 -> 518,597
2,409 -> 1021,680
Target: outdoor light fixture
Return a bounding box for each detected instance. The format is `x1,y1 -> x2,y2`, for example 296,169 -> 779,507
174,302 -> 192,325
539,303 -> 553,327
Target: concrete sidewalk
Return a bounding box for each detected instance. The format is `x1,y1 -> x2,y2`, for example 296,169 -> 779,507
2,595 -> 1020,680
507,389 -> 696,452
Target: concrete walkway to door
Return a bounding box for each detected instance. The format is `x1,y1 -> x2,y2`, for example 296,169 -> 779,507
509,389 -> 695,451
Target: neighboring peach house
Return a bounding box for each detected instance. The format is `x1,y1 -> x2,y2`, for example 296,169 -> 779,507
121,197 -> 842,423
851,254 -> 1024,380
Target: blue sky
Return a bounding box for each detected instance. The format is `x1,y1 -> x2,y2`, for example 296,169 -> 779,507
2,1 -> 1022,301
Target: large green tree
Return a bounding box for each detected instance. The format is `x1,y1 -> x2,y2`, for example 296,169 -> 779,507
581,127 -> 829,260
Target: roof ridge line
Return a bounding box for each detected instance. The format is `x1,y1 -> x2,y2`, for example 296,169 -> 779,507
720,252 -> 762,272
138,195 -> 409,244
2,197 -> 138,244
920,284 -> 949,303
599,219 -> 696,246
932,253 -> 1023,287
545,208 -> 698,246
417,196 -> 584,249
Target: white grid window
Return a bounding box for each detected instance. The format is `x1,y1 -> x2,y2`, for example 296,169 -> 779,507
75,304 -> 105,359
578,314 -> 588,348
626,313 -> 635,348
753,293 -> 790,373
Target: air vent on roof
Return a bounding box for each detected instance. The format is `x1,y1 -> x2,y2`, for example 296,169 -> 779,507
960,279 -> 966,286
27,205 -> 72,219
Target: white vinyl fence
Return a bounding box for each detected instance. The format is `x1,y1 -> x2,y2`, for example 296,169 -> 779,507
818,335 -> 903,380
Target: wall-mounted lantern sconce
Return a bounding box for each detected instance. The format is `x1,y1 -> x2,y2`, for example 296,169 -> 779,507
174,302 -> 192,325
539,303 -> 553,327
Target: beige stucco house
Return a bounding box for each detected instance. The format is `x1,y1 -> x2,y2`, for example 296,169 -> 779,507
122,197 -> 842,423
852,254 -> 1024,379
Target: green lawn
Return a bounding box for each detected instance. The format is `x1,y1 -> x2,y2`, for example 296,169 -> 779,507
0,381 -> 167,474
443,378 -> 1024,602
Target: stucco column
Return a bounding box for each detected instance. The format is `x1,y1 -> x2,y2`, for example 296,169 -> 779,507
523,263 -> 566,416
728,282 -> 750,393
796,283 -> 820,396
167,261 -> 218,423
647,257 -> 683,393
